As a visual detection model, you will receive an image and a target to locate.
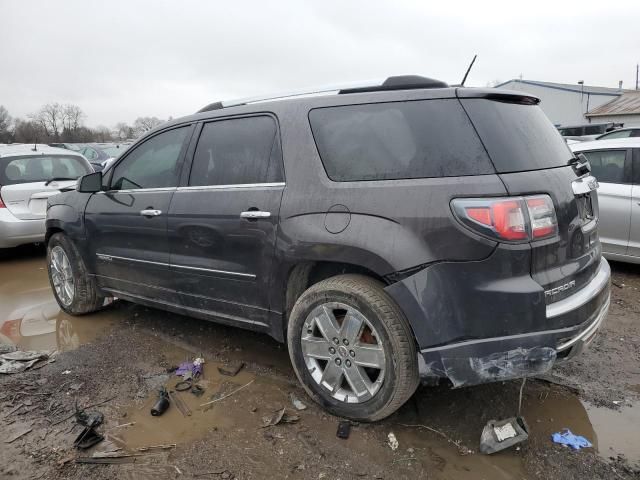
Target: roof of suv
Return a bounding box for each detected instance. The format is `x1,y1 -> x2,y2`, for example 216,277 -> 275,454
148,75 -> 541,137
0,144 -> 85,158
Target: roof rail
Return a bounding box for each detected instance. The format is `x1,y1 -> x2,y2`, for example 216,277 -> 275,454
197,75 -> 450,113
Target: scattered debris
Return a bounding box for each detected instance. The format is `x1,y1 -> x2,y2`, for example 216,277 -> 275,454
387,432 -> 399,451
4,424 -> 33,443
108,422 -> 136,430
218,361 -> 244,377
136,443 -> 176,452
480,417 -> 529,454
73,427 -> 104,449
612,281 -> 625,288
75,404 -> 104,428
400,423 -> 474,455
200,379 -> 255,408
191,385 -> 205,397
151,387 -> 170,416
61,370 -> 71,375
261,407 -> 300,427
168,390 -> 192,417
336,421 -> 351,439
289,393 -> 307,411
0,350 -> 49,374
551,429 -> 593,450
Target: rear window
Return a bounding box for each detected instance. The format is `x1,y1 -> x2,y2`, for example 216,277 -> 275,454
462,100 -> 573,173
309,99 -> 494,181
0,155 -> 90,186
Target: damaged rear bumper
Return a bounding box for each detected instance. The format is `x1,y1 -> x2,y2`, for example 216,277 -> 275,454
386,256 -> 611,388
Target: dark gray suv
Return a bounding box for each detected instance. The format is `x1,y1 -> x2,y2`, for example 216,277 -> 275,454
45,76 -> 610,421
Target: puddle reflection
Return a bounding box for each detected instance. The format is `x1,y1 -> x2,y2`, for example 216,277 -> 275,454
0,253 -> 117,352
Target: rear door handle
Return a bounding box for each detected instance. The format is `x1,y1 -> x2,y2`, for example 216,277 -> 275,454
140,209 -> 162,217
240,210 -> 271,219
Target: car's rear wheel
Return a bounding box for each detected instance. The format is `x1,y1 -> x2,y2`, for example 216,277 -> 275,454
47,233 -> 104,315
287,274 -> 419,422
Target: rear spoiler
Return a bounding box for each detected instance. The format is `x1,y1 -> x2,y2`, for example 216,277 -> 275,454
456,88 -> 540,105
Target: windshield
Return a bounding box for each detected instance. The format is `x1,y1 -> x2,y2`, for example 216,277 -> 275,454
0,155 -> 91,186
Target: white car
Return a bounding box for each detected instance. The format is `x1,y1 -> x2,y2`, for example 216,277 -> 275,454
0,144 -> 93,249
570,138 -> 640,263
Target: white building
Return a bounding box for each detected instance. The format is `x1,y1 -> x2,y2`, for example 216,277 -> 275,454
495,79 -> 626,126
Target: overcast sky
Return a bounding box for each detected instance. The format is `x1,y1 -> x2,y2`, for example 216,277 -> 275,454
1,0 -> 639,127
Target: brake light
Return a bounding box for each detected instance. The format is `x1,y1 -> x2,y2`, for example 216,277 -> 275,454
452,195 -> 558,243
0,190 -> 5,209
0,319 -> 21,343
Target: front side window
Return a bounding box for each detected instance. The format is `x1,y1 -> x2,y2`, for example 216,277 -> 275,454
189,116 -> 281,186
581,149 -> 627,184
0,155 -> 91,185
111,127 -> 189,190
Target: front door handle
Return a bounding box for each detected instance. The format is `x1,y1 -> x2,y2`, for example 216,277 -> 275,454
240,210 -> 271,219
140,209 -> 162,217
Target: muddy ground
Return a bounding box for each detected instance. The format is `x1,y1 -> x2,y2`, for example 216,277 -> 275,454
1,245 -> 639,480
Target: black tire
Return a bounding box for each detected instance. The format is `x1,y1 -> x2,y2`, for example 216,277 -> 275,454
47,233 -> 104,315
287,274 -> 419,422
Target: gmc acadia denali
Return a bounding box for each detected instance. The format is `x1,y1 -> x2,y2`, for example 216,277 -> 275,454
45,75 -> 610,421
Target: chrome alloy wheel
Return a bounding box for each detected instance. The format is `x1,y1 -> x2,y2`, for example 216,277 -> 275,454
50,246 -> 75,306
301,302 -> 386,403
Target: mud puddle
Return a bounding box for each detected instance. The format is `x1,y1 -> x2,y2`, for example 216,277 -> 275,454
0,252 -> 120,352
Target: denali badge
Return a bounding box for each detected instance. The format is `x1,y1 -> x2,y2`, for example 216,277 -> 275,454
545,280 -> 576,297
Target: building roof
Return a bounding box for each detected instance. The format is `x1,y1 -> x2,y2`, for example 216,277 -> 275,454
495,79 -> 626,97
586,92 -> 640,117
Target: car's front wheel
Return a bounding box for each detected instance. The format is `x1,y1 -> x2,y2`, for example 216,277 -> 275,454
47,233 -> 104,315
287,274 -> 419,422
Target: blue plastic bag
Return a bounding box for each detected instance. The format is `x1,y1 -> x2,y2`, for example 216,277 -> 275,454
551,429 -> 593,450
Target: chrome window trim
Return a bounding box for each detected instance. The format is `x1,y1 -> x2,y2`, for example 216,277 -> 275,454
96,187 -> 176,194
176,182 -> 285,192
546,258 -> 610,318
96,253 -> 255,279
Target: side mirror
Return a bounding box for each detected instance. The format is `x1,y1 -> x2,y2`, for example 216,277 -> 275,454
77,171 -> 103,193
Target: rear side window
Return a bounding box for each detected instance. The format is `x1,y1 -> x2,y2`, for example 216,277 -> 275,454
111,126 -> 189,190
581,149 -> 627,184
599,130 -> 632,140
584,125 -> 605,135
189,116 -> 282,186
462,100 -> 573,173
0,155 -> 90,185
309,99 -> 494,181
559,127 -> 582,136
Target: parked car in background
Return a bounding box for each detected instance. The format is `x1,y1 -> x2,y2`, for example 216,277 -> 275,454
571,138 -> 640,264
0,144 -> 92,249
46,76 -> 610,421
596,127 -> 640,140
48,143 -> 82,152
78,143 -> 129,171
558,122 -> 622,141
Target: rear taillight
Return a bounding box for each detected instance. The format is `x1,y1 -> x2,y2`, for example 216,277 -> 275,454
0,319 -> 21,343
452,195 -> 558,243
0,190 -> 5,209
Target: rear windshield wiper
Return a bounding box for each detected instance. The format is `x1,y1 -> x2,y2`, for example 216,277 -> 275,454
45,177 -> 77,186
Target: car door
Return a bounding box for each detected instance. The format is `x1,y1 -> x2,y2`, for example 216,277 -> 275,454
84,125 -> 193,299
580,148 -> 632,255
628,148 -> 640,258
167,115 -> 284,327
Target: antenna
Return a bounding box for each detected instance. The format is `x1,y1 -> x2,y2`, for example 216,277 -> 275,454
461,54 -> 477,86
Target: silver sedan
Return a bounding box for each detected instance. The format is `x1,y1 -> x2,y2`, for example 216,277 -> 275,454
0,145 -> 92,249
571,138 -> 640,264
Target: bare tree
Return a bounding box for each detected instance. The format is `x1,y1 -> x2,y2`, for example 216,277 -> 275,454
114,122 -> 134,141
0,106 -> 12,142
63,104 -> 85,132
30,103 -> 64,140
12,119 -> 46,144
133,116 -> 164,136
94,125 -> 113,143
